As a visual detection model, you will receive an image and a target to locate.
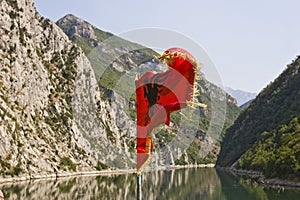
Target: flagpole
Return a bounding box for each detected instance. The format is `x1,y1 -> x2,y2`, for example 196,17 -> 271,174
137,173 -> 142,200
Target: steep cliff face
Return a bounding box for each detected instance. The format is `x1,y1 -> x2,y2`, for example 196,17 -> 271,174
0,0 -> 107,177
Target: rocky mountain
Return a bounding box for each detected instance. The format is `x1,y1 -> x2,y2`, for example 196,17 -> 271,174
0,0 -> 139,178
56,14 -> 241,166
0,0 -> 240,179
217,56 -> 300,181
0,0 -> 99,177
225,87 -> 256,106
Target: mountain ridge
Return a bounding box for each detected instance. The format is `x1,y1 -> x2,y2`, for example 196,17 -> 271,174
217,56 -> 300,181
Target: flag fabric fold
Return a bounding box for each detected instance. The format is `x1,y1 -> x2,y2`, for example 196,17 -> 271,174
136,48 -> 199,173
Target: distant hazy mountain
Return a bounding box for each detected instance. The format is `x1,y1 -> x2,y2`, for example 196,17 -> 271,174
239,99 -> 253,109
224,87 -> 257,106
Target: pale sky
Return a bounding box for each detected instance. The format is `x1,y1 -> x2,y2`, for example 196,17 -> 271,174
35,0 -> 300,93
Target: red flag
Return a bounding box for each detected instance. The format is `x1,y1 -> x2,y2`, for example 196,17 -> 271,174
136,48 -> 198,173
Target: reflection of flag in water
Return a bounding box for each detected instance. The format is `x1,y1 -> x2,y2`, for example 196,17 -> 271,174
136,48 -> 201,173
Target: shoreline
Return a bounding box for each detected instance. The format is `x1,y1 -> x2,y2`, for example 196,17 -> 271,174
1,164 -> 299,189
0,164 -> 215,185
216,166 -> 300,189
0,169 -> 136,185
156,163 -> 215,171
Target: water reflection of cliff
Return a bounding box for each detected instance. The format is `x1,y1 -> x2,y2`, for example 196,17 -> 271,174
2,169 -> 299,199
0,168 -> 224,200
142,168 -> 224,199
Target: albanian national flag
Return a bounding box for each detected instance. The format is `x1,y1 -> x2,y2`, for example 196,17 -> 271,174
136,48 -> 200,173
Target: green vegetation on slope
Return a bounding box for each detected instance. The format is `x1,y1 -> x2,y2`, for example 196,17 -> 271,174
57,14 -> 241,165
237,116 -> 300,181
217,56 -> 300,180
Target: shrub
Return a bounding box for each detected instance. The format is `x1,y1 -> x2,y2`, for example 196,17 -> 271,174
60,157 -> 76,171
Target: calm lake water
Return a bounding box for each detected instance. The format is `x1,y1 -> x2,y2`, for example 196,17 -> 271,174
0,168 -> 299,200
